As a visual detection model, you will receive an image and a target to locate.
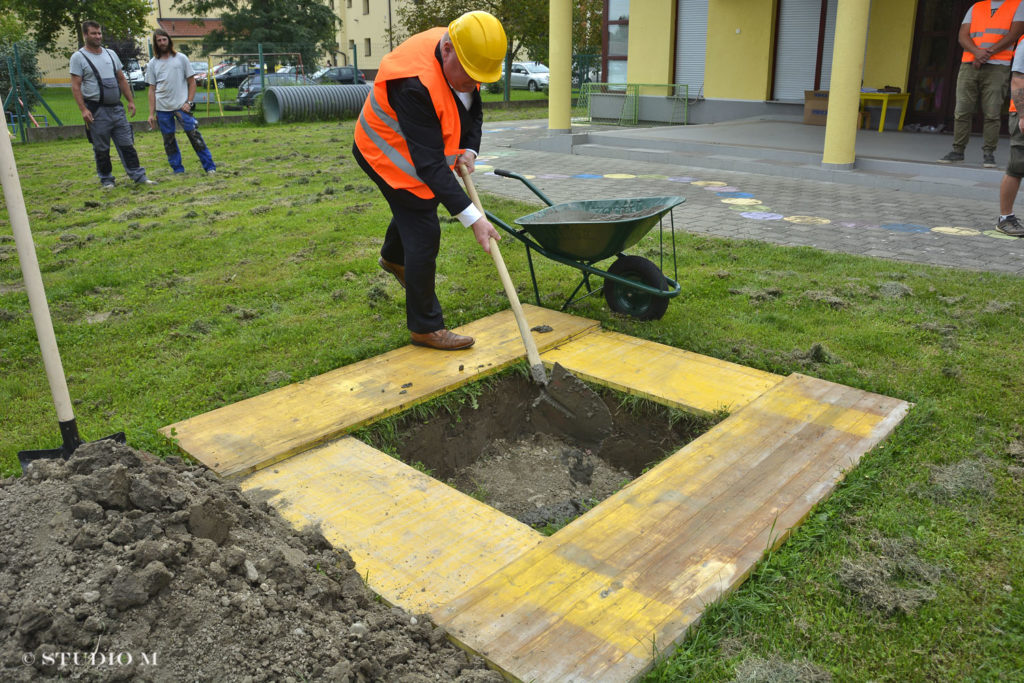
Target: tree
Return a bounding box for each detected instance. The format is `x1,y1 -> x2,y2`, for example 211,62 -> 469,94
172,0 -> 338,71
0,0 -> 150,55
394,1 -> 546,64
1,36 -> 43,112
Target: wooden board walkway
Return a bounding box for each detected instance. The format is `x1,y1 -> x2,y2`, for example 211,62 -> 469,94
542,329 -> 783,415
239,437 -> 542,614
160,305 -> 598,478
165,308 -> 911,682
432,373 -> 910,682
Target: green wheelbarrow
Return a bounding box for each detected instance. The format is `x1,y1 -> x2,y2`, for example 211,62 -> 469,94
486,169 -> 685,320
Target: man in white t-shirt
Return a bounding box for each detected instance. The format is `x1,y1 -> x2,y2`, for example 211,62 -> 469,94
939,0 -> 1024,167
145,29 -> 216,174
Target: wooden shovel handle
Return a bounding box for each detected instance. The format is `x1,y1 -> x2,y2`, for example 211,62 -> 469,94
459,165 -> 545,376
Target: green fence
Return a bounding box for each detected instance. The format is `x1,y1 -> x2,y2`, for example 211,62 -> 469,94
573,82 -> 689,127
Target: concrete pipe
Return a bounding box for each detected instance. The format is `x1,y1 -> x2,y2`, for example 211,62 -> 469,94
263,84 -> 372,124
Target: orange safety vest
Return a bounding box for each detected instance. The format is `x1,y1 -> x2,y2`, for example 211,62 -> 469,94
354,27 -> 464,200
964,0 -> 1023,63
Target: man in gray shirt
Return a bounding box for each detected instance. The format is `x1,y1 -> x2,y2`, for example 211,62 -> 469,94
69,20 -> 153,188
145,29 -> 216,174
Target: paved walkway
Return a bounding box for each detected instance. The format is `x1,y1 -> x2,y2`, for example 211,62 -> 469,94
474,120 -> 1024,275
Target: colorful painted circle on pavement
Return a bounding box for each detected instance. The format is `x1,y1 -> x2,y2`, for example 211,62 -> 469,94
715,191 -> 754,198
835,221 -> 881,229
932,226 -> 980,236
880,223 -> 929,233
784,215 -> 832,225
476,165 -> 495,173
690,180 -> 728,187
573,173 -> 604,179
741,211 -> 784,220
604,173 -> 636,179
666,176 -> 698,182
731,204 -> 772,212
982,229 -> 1020,240
722,197 -> 762,205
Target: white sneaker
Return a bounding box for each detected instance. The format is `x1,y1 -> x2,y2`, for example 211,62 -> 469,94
137,179 -> 157,185
101,183 -> 115,190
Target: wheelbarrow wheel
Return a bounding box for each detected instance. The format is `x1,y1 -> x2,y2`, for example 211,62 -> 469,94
603,255 -> 669,320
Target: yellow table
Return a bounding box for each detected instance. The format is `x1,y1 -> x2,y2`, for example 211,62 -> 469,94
859,92 -> 910,132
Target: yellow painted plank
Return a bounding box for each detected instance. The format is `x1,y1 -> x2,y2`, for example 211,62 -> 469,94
161,305 -> 599,478
541,329 -> 783,415
434,374 -> 910,682
239,436 -> 543,614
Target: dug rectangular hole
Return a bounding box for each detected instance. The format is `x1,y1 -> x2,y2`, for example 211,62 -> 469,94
355,369 -> 722,532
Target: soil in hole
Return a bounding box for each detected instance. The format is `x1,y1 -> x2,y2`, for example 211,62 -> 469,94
366,372 -> 718,530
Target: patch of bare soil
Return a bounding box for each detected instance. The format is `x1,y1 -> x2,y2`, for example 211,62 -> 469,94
453,433 -> 631,527
0,440 -> 502,682
381,372 -> 714,530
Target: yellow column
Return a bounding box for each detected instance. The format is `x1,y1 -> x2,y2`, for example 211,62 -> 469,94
549,0 -> 572,133
821,0 -> 872,168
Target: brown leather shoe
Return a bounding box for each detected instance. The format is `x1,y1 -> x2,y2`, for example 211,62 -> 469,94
379,257 -> 405,289
410,329 -> 475,350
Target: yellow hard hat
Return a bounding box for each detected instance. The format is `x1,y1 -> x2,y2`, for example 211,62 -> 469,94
448,11 -> 507,83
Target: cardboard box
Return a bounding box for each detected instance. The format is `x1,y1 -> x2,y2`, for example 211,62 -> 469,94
804,89 -> 828,126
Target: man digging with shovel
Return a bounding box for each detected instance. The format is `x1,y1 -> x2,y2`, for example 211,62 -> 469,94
352,10 -> 505,350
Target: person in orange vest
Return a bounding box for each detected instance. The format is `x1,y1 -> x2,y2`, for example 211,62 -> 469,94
996,37 -> 1024,235
939,0 -> 1024,167
352,11 -> 506,351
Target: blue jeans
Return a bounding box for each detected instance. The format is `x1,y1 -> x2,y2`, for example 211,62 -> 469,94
156,109 -> 215,173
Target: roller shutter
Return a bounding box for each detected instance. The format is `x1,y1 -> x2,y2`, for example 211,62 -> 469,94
772,0 -> 839,101
674,0 -> 708,97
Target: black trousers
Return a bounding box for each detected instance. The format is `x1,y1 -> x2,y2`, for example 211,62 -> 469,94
354,145 -> 445,334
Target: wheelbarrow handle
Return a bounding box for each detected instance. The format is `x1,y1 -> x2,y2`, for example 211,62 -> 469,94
492,168 -> 554,207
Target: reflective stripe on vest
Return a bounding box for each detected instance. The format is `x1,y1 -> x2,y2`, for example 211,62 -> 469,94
965,0 -> 1024,63
353,27 -> 464,199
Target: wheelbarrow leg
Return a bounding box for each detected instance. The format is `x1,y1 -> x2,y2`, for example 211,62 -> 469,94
525,245 -> 542,307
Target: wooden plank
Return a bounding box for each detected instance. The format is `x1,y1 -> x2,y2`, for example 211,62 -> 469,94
161,305 -> 599,478
541,329 -> 783,415
434,374 -> 910,682
239,436 -> 543,615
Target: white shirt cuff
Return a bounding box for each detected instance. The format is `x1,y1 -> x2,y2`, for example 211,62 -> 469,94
457,202 -> 483,227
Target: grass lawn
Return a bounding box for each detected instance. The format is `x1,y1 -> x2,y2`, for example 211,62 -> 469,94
1,116 -> 1022,680
26,84 -> 249,127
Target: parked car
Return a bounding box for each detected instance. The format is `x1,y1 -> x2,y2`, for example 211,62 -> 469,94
313,66 -> 366,85
215,64 -> 260,89
124,59 -> 146,91
196,62 -> 230,86
190,61 -> 209,81
507,62 -> 549,92
237,73 -> 315,107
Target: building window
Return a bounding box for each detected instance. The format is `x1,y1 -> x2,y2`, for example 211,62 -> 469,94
346,0 -> 351,7
348,39 -> 355,55
364,38 -> 371,57
363,0 -> 369,14
603,0 -> 629,83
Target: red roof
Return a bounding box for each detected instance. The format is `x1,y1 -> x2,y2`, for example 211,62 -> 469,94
157,18 -> 224,38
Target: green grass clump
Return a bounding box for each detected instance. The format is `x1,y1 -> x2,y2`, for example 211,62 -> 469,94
2,116 -> 1023,681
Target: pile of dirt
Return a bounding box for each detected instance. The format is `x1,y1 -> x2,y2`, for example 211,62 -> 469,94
0,440 -> 502,682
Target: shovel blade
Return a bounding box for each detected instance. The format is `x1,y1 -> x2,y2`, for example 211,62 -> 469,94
530,363 -> 613,451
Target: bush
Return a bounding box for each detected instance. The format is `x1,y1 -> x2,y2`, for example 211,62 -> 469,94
485,77 -> 506,95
